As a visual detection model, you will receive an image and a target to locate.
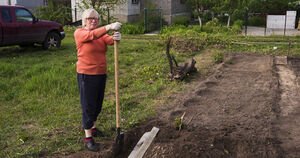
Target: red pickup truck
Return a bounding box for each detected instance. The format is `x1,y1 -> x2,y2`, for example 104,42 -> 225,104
0,5 -> 65,49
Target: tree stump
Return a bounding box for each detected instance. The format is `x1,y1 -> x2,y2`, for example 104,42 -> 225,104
166,37 -> 197,80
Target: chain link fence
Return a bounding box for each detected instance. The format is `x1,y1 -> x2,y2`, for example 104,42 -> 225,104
144,8 -> 162,33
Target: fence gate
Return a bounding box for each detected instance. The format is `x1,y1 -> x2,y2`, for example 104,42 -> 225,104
144,8 -> 162,33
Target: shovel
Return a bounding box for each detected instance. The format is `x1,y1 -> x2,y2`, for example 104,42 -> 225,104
113,38 -> 124,155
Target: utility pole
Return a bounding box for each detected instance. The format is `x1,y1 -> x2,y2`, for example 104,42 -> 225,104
7,0 -> 11,5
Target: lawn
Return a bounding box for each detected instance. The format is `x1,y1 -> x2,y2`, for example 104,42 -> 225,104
1,27 -> 299,157
0,29 -> 196,157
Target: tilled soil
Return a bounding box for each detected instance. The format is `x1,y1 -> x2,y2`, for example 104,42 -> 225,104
63,54 -> 300,158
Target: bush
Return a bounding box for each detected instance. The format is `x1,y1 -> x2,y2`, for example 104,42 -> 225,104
172,16 -> 190,26
233,20 -> 244,27
232,9 -> 246,22
232,25 -> 241,34
161,24 -> 238,36
63,25 -> 79,32
203,18 -> 236,34
248,16 -> 265,26
34,1 -> 71,25
205,18 -> 221,27
203,26 -> 233,34
120,23 -> 145,34
202,12 -> 213,24
192,11 -> 215,25
212,51 -> 224,63
218,14 -> 229,24
159,25 -> 186,37
159,25 -> 233,53
232,20 -> 244,34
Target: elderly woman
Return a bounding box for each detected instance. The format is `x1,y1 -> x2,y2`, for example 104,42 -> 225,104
74,9 -> 122,152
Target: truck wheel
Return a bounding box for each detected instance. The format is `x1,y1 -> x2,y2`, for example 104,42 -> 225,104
43,32 -> 61,50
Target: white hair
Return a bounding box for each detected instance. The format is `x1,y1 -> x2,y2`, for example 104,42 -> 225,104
81,8 -> 100,27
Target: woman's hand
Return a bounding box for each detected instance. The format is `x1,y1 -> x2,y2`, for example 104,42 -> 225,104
106,22 -> 122,31
113,32 -> 121,41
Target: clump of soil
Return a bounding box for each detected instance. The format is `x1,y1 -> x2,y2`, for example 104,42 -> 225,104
63,54 -> 300,158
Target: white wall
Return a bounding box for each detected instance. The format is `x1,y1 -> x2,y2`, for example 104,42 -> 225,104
71,0 -> 82,22
16,0 -> 44,11
267,15 -> 286,28
71,0 -> 140,22
286,11 -> 296,29
267,11 -> 297,29
111,0 -> 140,15
0,0 -> 44,11
112,0 -> 128,15
127,0 -> 140,15
0,0 -> 17,5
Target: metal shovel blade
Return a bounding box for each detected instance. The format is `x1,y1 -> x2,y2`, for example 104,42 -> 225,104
114,127 -> 124,155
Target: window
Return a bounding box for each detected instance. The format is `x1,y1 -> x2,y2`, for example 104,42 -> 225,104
132,0 -> 139,4
14,8 -> 33,22
1,8 -> 12,23
180,0 -> 185,4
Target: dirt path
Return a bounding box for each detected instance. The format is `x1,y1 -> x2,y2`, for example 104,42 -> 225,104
144,54 -> 282,158
274,56 -> 300,158
62,54 -> 299,158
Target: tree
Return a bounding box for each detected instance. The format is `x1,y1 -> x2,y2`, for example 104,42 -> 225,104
187,0 -> 299,28
78,0 -> 125,25
246,0 -> 299,15
185,0 -> 216,28
34,1 -> 71,25
244,0 -> 299,27
216,0 -> 240,27
288,0 -> 300,10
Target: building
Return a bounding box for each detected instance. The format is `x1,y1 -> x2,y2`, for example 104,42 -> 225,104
141,0 -> 191,24
1,0 -> 191,25
71,0 -> 191,25
0,0 -> 46,11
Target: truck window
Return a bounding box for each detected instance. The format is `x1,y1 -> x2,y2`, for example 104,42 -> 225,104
14,8 -> 33,22
0,8 -> 12,23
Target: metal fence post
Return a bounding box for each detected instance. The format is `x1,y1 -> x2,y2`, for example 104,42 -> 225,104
265,14 -> 267,36
284,13 -> 287,36
159,10 -> 162,31
245,8 -> 248,36
144,8 -> 147,33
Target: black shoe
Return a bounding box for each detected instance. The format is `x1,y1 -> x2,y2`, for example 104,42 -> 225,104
85,138 -> 99,152
92,128 -> 106,137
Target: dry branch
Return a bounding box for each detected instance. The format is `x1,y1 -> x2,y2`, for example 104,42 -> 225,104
166,37 -> 197,80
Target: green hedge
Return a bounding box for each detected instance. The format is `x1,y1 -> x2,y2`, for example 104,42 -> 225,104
248,16 -> 266,27
172,16 -> 190,26
232,20 -> 243,33
159,25 -> 235,53
120,23 -> 145,34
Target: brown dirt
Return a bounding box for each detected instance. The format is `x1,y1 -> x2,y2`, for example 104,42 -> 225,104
59,53 -> 300,158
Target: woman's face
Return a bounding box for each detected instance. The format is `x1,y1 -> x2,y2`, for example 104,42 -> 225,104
85,14 -> 99,30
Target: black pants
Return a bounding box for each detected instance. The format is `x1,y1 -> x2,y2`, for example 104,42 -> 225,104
77,73 -> 106,129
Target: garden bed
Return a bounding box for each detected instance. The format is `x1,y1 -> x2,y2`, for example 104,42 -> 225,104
63,53 -> 300,158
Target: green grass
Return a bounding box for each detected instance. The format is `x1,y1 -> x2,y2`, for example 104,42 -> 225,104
0,30 -> 197,157
235,35 -> 300,43
1,27 -> 300,157
209,34 -> 300,56
228,40 -> 300,56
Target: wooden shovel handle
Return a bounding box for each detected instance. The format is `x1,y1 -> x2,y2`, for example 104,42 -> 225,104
114,40 -> 120,128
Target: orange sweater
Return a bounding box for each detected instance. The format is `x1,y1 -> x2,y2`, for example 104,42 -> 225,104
74,27 -> 114,75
